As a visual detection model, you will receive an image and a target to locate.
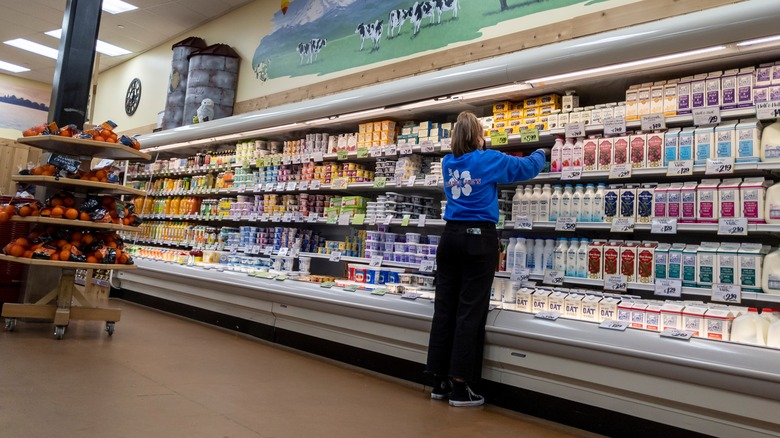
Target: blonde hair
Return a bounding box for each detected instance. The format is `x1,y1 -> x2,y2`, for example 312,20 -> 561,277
451,112 -> 483,157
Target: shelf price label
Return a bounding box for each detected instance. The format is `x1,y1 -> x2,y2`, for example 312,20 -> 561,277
418,214 -> 426,227
610,217 -> 635,233
565,123 -> 585,138
277,247 -> 289,257
370,146 -> 383,157
497,213 -> 506,230
401,214 -> 411,227
543,269 -> 564,286
609,163 -> 632,179
260,213 -> 270,222
510,267 -> 530,282
385,144 -> 397,156
706,157 -> 735,175
312,152 -> 324,163
661,328 -> 694,341
424,175 -> 439,186
421,141 -> 435,153
654,279 -> 682,298
293,155 -> 302,164
420,260 -> 435,273
604,274 -> 628,292
651,217 -> 678,234
275,182 -> 286,192
271,213 -> 282,222
718,217 -> 748,236
337,150 -> 349,160
383,214 -> 394,225
332,178 -> 349,190
351,214 -> 366,225
666,160 -> 694,176
641,114 -> 666,131
373,177 -> 387,188
693,107 -> 721,126
286,182 -> 298,191
399,144 -> 414,156
712,283 -> 741,303
320,281 -> 335,288
371,288 -> 387,296
264,182 -> 275,192
599,319 -> 630,331
310,180 -> 321,190
406,175 -> 417,187
534,311 -> 561,321
298,180 -> 309,191
282,213 -> 292,222
356,147 -> 369,158
440,138 -> 452,151
338,213 -> 352,226
514,215 -> 533,230
490,132 -> 509,146
401,292 -> 422,300
307,212 -> 319,223
369,255 -> 383,267
343,284 -> 360,292
555,217 -> 576,232
756,101 -> 780,120
326,214 -> 338,224
329,251 -> 342,262
520,128 -> 539,143
561,167 -> 582,181
602,117 -> 626,135
263,246 -> 274,255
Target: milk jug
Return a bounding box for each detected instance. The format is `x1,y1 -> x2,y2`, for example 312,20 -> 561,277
529,185 -> 542,222
526,238 -> 535,271
533,239 -> 545,274
553,238 -> 568,271
760,119 -> 780,162
539,184 -> 552,221
572,184 -> 585,221
520,186 -> 533,217
765,181 -> 780,224
506,237 -> 517,273
566,240 -> 579,277
561,184 -> 574,218
761,246 -> 780,295
550,185 -> 563,221
583,184 -> 595,222
511,186 -> 523,222
543,239 -> 555,270
513,238 -> 528,271
593,183 -> 606,222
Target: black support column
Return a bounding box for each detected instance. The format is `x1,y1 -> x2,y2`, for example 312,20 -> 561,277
48,0 -> 102,128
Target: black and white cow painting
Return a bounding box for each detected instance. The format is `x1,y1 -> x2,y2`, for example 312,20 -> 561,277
355,20 -> 383,51
388,8 -> 410,38
309,38 -> 326,62
434,0 -> 458,23
409,1 -> 435,35
296,42 -> 311,65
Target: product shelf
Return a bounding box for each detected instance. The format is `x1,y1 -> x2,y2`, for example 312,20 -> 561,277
502,221 -> 780,234
18,136 -> 152,161
10,216 -> 142,233
0,254 -> 136,270
298,251 -> 426,270
11,175 -> 147,196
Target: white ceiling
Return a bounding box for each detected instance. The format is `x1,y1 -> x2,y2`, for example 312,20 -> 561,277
0,0 -> 255,84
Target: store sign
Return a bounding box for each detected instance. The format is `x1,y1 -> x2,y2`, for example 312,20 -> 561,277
705,157 -> 734,175
666,160 -> 694,176
756,101 -> 780,120
602,117 -> 626,135
641,114 -> 666,131
718,217 -> 747,236
654,279 -> 682,298
520,128 -> 539,143
651,217 -> 678,234
490,131 -> 508,146
712,283 -> 741,303
565,123 -> 585,138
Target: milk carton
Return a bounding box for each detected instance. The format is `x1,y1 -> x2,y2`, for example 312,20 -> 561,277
756,63 -> 773,88
587,241 -> 605,280
691,74 -> 708,110
604,185 -> 620,222
637,185 -> 654,223
646,132 -> 664,168
599,296 -> 620,322
583,137 -> 599,171
682,244 -> 699,287
655,243 -> 671,280
653,183 -> 669,218
705,308 -> 734,341
661,302 -> 686,330
668,243 -> 686,281
735,119 -> 762,163
620,184 -> 637,220
715,121 -> 737,159
638,83 -> 652,116
706,72 -> 722,108
667,182 -> 683,219
645,301 -> 662,331
603,242 -> 621,277
677,77 -> 692,114
741,177 -> 771,223
721,69 -> 739,109
664,79 -> 678,116
617,300 -> 634,325
564,293 -> 584,319
630,302 -> 648,329
773,62 -> 780,85
664,128 -> 680,166
597,137 -> 613,171
680,181 -> 698,223
516,287 -> 534,312
717,242 -> 742,286
678,127 -> 695,161
738,67 -> 755,108
637,243 -> 656,284
547,291 -> 567,314
682,305 -> 708,337
696,242 -> 720,287
754,86 -> 769,106
580,295 -> 601,322
696,179 -> 720,223
718,178 -> 743,218
694,126 -> 715,165
620,242 -> 639,283
651,82 -> 665,115
613,135 -> 629,165
625,86 -> 639,120
739,243 -> 769,292
531,289 -> 551,314
629,134 -> 647,169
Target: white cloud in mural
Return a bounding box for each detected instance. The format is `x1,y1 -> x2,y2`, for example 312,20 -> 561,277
281,0 -> 359,28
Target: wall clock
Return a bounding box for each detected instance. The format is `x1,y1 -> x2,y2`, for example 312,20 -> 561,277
125,78 -> 142,116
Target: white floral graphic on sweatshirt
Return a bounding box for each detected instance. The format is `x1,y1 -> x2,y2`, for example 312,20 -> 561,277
447,169 -> 474,199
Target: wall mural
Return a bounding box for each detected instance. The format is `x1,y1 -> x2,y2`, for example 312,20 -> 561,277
0,82 -> 49,131
253,0 -> 613,83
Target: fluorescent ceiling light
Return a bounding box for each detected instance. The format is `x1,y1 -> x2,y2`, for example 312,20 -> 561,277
4,38 -> 58,59
102,0 -> 137,14
0,60 -> 29,73
527,46 -> 727,84
46,30 -> 131,56
737,34 -> 780,47
339,108 -> 386,120
457,83 -> 533,100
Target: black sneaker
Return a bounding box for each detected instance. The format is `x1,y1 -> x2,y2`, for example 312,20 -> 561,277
431,377 -> 452,400
448,382 -> 484,407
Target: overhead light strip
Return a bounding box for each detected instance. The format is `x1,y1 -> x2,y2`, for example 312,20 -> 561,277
4,38 -> 58,60
46,30 -> 131,56
737,34 -> 780,47
0,60 -> 29,73
102,0 -> 138,14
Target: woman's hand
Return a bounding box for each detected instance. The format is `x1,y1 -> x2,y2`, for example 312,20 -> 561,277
535,148 -> 551,158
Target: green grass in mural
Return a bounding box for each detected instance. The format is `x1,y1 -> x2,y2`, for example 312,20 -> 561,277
258,0 -> 597,80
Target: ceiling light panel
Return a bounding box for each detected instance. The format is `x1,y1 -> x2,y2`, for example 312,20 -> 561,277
0,60 -> 29,73
46,30 -> 131,56
102,0 -> 138,14
4,38 -> 58,59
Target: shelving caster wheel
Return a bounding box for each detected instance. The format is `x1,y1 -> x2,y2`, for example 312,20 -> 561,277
4,319 -> 16,332
106,322 -> 115,336
54,326 -> 65,340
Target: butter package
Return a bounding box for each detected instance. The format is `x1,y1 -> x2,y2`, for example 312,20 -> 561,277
737,67 -> 755,108
653,183 -> 669,218
629,134 -> 647,169
661,302 -> 686,331
668,243 -> 686,281
563,92 -> 580,112
680,181 -> 698,223
664,79 -> 679,116
718,178 -> 743,218
516,287 -> 534,312
564,293 -> 584,319
739,243 -> 770,292
721,69 -> 739,109
532,289 -> 551,314
736,119 -> 762,163
568,110 -> 581,125
493,111 -> 510,122
678,127 -> 695,161
664,128 -> 680,166
696,179 -> 720,223
645,301 -> 662,331
651,82 -> 665,114
655,243 -> 671,280
547,291 -> 567,314
706,71 -> 722,108
646,132 -> 664,167
705,308 -> 734,341
696,242 -> 720,287
637,184 -> 654,223
682,305 -> 708,337
715,121 -> 737,159
637,243 -> 656,284
717,242 -> 742,285
599,296 -> 620,322
677,77 -> 692,114
631,302 -> 648,329
694,126 -> 715,165
558,112 -> 569,128
580,295 -> 601,322
682,244 -> 698,287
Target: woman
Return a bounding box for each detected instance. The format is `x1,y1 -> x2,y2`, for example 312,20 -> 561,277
426,111 -> 547,407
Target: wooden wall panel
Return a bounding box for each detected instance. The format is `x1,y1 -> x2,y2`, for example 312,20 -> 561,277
0,140 -> 41,198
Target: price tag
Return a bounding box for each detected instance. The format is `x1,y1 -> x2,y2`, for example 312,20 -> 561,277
307,212 -> 319,223
282,157 -> 292,166
401,214 -> 411,226
712,283 -> 742,303
514,216 -> 533,230
371,288 -> 387,296
320,281 -> 335,288
610,217 -> 635,233
599,319 -> 630,331
248,245 -> 261,255
641,114 -> 666,131
666,160 -> 694,176
310,180 -> 321,190
286,182 -> 297,191
292,155 -> 302,164
369,255 -> 383,267
263,182 -> 274,192
271,213 -> 282,222
561,168 -> 582,180
337,150 -> 349,160
604,274 -> 628,292
282,213 -> 292,222
312,152 -> 324,162
602,117 -> 626,135
343,285 -> 360,292
260,213 -> 270,222
510,268 -> 530,282
274,275 -> 289,281
418,214 -> 426,227
351,214 -> 366,225
401,292 -> 422,300
356,147 -> 369,158
370,146 -> 382,157
440,138 -> 452,151
543,269 -> 564,285
651,217 -> 678,234
718,217 -> 748,236
565,123 -> 585,138
424,175 -> 439,186
329,251 -> 342,262
278,247 -> 289,257
555,217 -> 576,232
661,328 -> 694,341
338,213 -> 351,226
373,177 -> 387,188
420,260 -> 435,273
399,144 -> 414,155
276,182 -> 286,192
233,215 -> 242,222
520,128 -> 539,143
332,178 -> 349,190
385,144 -> 397,156
497,213 -> 506,230
490,132 -> 509,146
534,311 -> 561,321
654,279 -> 682,298
421,141 -> 435,153
756,100 -> 780,120
263,246 -> 274,255
406,175 -> 417,187
609,163 -> 632,179
298,180 -> 309,190
383,214 -> 394,225
693,107 -> 721,126
705,157 -> 734,175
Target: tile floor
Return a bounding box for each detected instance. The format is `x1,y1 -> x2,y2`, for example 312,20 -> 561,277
0,299 -> 602,438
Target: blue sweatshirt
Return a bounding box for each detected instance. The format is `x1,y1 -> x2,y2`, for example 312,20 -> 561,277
442,149 -> 546,223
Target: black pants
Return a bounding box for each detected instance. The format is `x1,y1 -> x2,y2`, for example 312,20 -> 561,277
426,221 -> 498,382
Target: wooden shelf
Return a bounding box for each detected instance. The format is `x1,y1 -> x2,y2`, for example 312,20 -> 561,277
17,136 -> 152,161
11,216 -> 141,233
12,175 -> 147,196
0,254 -> 137,270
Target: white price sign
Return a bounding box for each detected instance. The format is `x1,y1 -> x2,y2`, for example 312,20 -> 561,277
329,251 -> 342,262
712,283 -> 741,303
292,155 -> 302,164
440,138 -> 452,151
312,152 -> 324,162
310,180 -> 321,190
609,163 -> 632,179
602,117 -> 626,135
651,217 -> 678,234
661,328 -> 694,341
276,182 -> 286,192
277,247 -> 289,257
599,319 -> 630,331
406,175 -> 417,187
555,217 -> 576,232
666,160 -> 694,176
604,274 -> 628,292
420,260 -> 435,273
338,213 -> 352,226
271,213 -> 282,222
693,107 -> 721,126
260,213 -> 270,222
514,215 -> 533,230
307,212 -> 319,223
385,144 -> 397,156
418,214 -> 426,227
370,146 -> 382,157
641,114 -> 666,131
654,279 -> 682,298
369,255 -> 383,267
561,168 -> 583,181
756,101 -> 780,120
264,183 -> 275,192
706,157 -> 734,175
421,141 -> 435,153
263,246 -> 274,255
510,268 -> 530,282
610,217 -> 635,233
424,175 -> 439,186
543,269 -> 564,286
383,214 -> 394,225
534,311 -> 561,321
298,180 -> 309,190
718,217 -> 748,236
399,144 -> 414,155
565,123 -> 585,138
282,213 -> 292,222
286,182 -> 297,191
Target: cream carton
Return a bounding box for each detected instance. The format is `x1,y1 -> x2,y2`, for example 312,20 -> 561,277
717,242 -> 742,286
516,287 -> 534,312
680,181 -> 698,223
735,119 -> 762,163
638,83 -> 652,116
564,293 -> 584,319
694,126 -> 715,165
754,86 -> 769,106
562,92 -> 580,113
650,82 -> 665,114
741,177 -> 771,223
705,308 -> 735,341
547,291 -> 568,314
580,295 -> 601,322
629,133 -> 647,168
582,137 -> 598,171
678,127 -> 695,161
773,62 -> 780,85
756,63 -> 773,88
706,71 -> 722,108
599,296 -> 620,322
696,242 -> 720,287
644,301 -> 662,331
630,302 -> 648,329
667,182 -> 683,219
718,178 -> 743,218
558,111 -> 569,128
682,305 -> 708,337
721,69 -> 739,109
677,77 -> 692,114
737,67 -> 755,108
653,183 -> 669,218
739,243 -> 770,292
620,184 -> 637,220
661,302 -> 686,330
637,184 -> 654,223
547,112 -> 559,130
655,243 -> 671,280
532,289 -> 551,314
617,300 -> 634,325
613,103 -> 626,119
587,242 -> 605,280
604,185 -> 620,222
691,74 -> 708,110
715,121 -> 737,159
613,135 -> 629,166
696,179 -> 720,223
668,243 -> 686,281
662,79 -> 679,117
646,132 -> 664,168
597,137 -> 613,171
682,244 -> 699,287
620,242 -> 639,283
603,242 -> 622,277
637,243 -> 656,284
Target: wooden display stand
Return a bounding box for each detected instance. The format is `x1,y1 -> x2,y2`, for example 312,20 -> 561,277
1,137 -> 149,339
